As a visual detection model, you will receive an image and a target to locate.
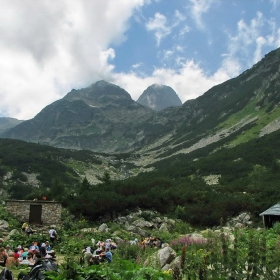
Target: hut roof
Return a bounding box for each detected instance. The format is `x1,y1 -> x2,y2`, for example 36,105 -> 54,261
260,203 -> 280,216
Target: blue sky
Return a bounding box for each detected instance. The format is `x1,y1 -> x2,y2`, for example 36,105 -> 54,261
0,0 -> 280,119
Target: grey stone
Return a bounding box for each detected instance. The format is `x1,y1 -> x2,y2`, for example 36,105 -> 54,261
170,256 -> 182,270
145,246 -> 176,268
117,217 -> 127,224
98,223 -> 108,232
159,222 -> 169,232
132,219 -> 154,228
0,220 -> 9,230
7,229 -> 20,239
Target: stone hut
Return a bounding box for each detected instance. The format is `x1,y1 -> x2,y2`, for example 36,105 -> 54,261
5,199 -> 62,225
259,203 -> 280,228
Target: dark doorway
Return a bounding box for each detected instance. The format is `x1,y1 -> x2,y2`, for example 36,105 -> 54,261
29,205 -> 42,224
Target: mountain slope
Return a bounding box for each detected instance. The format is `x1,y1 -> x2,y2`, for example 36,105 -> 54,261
0,117 -> 24,134
133,47 -> 280,166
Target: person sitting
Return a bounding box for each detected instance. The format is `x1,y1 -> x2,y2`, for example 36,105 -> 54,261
82,246 -> 93,266
25,225 -> 36,237
40,243 -> 47,258
21,248 -> 29,260
17,245 -> 23,256
155,237 -> 162,248
130,238 -> 138,245
5,252 -> 19,268
96,240 -> 105,250
27,252 -> 35,266
13,248 -> 20,260
21,222 -> 28,234
100,248 -> 112,263
5,245 -> 12,256
45,241 -> 55,257
29,242 -> 39,254
33,252 -> 42,264
0,247 -> 8,267
109,240 -> 117,250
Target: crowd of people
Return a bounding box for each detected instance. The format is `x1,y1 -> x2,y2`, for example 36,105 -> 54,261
0,240 -> 56,268
82,238 -> 116,265
0,223 -> 58,269
1,221 -> 164,271
80,235 -> 163,266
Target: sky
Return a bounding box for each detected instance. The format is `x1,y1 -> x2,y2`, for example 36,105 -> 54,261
0,0 -> 280,120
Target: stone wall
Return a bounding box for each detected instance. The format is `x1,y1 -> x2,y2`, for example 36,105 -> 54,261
5,200 -> 62,225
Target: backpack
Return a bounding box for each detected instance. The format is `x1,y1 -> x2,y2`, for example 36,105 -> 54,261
0,268 -> 14,280
22,259 -> 58,280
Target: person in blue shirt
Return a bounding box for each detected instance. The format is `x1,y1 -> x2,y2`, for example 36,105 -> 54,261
105,248 -> 112,263
100,248 -> 112,263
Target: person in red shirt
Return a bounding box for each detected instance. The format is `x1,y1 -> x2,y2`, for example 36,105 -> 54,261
13,248 -> 20,260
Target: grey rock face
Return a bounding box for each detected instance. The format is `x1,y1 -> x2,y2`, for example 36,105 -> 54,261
137,84 -> 182,111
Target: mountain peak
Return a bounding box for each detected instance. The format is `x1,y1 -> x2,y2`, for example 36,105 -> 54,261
64,80 -> 132,106
92,80 -> 118,89
137,84 -> 182,111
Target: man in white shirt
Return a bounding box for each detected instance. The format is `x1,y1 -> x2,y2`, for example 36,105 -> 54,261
49,228 -> 57,244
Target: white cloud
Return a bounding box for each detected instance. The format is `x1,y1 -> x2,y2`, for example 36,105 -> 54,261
0,0 -> 147,119
189,0 -> 217,29
132,63 -> 143,69
225,12 -> 280,68
174,10 -> 186,23
270,0 -> 280,8
254,36 -> 267,63
146,10 -> 186,46
146,13 -> 171,45
179,25 -> 191,36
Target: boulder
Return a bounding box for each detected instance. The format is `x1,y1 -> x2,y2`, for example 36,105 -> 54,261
7,229 -> 20,240
117,217 -> 127,224
159,222 -> 169,232
125,225 -> 137,232
152,217 -> 162,224
126,225 -> 147,237
80,228 -> 95,233
170,256 -> 182,270
132,219 -> 154,228
145,246 -> 176,268
162,264 -> 170,271
166,218 -> 176,227
98,223 -> 108,233
0,220 -> 9,230
234,222 -> 244,229
133,228 -> 148,237
126,215 -> 135,223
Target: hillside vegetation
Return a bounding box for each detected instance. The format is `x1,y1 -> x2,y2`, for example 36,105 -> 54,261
1,125 -> 280,227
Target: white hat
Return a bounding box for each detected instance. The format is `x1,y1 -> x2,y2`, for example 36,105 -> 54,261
41,243 -> 46,247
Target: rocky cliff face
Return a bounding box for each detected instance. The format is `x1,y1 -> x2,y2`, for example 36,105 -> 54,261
137,84 -> 182,111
